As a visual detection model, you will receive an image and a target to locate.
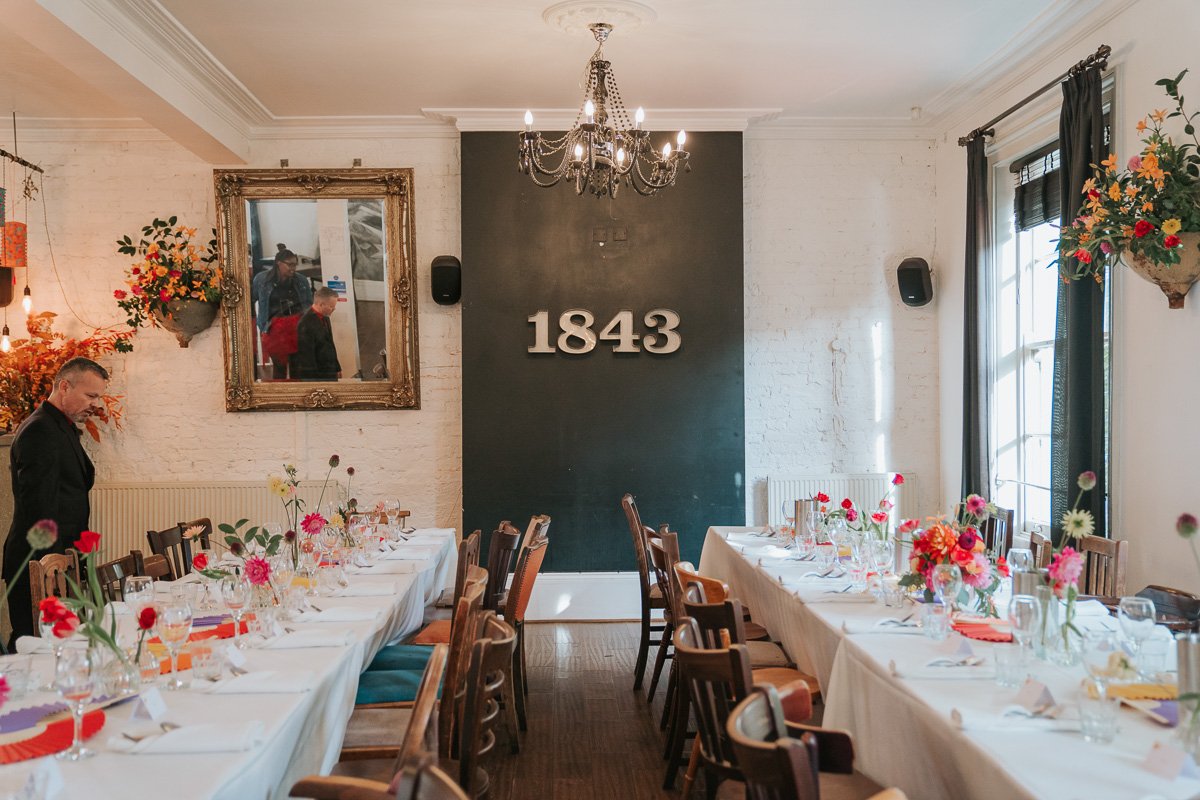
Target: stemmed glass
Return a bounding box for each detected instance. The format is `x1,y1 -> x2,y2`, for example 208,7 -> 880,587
931,564 -> 963,612
384,499 -> 401,526
39,620 -> 76,692
157,602 -> 193,690
54,648 -> 94,761
221,577 -> 249,650
868,539 -> 893,575
1008,594 -> 1042,664
1082,629 -> 1122,702
1118,596 -> 1156,668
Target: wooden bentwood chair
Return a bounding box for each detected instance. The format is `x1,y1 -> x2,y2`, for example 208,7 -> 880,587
1077,533 -> 1128,597
146,524 -> 209,580
622,493 -> 669,691
29,551 -> 80,631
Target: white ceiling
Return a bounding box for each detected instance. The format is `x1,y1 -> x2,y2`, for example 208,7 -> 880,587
0,0 -> 1131,161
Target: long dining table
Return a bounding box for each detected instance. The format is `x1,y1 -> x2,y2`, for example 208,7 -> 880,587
0,528 -> 456,800
699,526 -> 1199,800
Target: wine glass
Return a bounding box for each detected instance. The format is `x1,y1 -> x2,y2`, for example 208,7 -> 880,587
1008,594 -> 1042,664
221,577 -> 249,650
930,564 -> 963,611
868,539 -> 893,575
39,618 -> 76,692
319,524 -> 341,557
1006,548 -> 1034,573
157,602 -> 193,690
124,576 -> 153,614
1081,629 -> 1122,701
384,498 -> 401,526
54,648 -> 94,761
1117,596 -> 1156,665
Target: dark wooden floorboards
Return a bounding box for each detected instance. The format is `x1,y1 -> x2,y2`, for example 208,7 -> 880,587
487,621 -> 679,800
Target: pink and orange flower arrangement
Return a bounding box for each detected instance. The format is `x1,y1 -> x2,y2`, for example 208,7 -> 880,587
898,493 -> 1011,615
114,216 -> 221,335
821,474 -> 905,538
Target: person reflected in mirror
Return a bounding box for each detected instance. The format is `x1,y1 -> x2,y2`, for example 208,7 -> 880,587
252,245 -> 312,380
295,286 -> 342,381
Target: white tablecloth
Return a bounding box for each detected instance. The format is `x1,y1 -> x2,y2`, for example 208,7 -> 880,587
0,529 -> 456,800
699,526 -> 1200,800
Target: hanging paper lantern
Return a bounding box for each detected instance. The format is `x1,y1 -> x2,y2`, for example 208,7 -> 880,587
3,222 -> 26,269
0,187 -> 6,228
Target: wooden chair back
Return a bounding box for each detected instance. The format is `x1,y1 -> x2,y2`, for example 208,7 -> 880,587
647,531 -> 682,619
515,513 -> 551,564
136,550 -> 174,582
981,506 -> 1015,561
456,613 -> 516,797
682,586 -> 748,647
504,535 -> 550,625
483,524 -> 521,612
29,551 -> 80,630
675,561 -> 730,604
176,518 -> 213,549
622,493 -> 652,583
146,525 -> 200,580
96,552 -> 139,603
389,644 -> 449,776
449,531 -> 482,611
727,685 -> 820,800
1078,534 -> 1128,597
1138,585 -> 1200,631
290,756 -> 469,800
672,616 -> 753,778
437,579 -> 486,758
1029,531 -> 1052,570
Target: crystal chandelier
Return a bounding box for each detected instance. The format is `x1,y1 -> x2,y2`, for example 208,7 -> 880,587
519,23 -> 689,198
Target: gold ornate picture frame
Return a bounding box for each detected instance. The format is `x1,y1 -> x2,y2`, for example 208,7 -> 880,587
213,168 -> 419,411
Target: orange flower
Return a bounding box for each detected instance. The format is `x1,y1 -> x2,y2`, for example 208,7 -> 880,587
1100,153 -> 1118,172
1151,108 -> 1167,123
1136,118 -> 1148,133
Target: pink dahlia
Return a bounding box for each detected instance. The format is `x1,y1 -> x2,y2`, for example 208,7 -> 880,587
244,556 -> 271,586
301,512 -> 327,536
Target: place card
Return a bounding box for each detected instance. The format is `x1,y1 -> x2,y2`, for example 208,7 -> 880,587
1014,678 -> 1055,712
16,757 -> 63,800
1141,740 -> 1200,781
954,639 -> 975,659
224,643 -> 249,671
131,687 -> 168,722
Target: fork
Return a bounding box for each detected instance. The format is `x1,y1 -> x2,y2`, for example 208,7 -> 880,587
122,721 -> 181,743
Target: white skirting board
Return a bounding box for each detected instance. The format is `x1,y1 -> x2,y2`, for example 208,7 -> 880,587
524,572 -> 650,621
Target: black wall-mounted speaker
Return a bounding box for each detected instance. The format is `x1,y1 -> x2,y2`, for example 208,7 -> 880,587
431,255 -> 461,305
896,257 -> 933,307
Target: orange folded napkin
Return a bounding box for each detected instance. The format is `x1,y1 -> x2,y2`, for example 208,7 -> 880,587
951,621 -> 1013,643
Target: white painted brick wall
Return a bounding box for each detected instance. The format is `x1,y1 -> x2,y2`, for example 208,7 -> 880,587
14,134 -> 463,532
743,137 -> 942,524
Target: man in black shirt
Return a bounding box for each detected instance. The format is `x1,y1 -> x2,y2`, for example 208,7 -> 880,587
295,287 -> 342,381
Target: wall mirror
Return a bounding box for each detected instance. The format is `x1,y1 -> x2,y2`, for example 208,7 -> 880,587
214,168 -> 419,411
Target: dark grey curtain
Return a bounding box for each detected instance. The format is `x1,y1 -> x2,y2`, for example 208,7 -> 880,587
961,137 -> 991,499
1051,67 -> 1107,544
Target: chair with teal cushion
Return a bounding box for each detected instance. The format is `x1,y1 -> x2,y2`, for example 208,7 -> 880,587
366,643 -> 435,672
354,669 -> 429,706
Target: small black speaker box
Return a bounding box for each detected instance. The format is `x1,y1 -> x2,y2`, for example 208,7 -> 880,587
896,257 -> 933,307
431,255 -> 461,305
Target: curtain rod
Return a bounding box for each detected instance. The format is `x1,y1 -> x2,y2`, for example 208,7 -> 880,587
957,44 -> 1111,147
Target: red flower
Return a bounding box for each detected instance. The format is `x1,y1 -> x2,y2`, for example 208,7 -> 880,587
1165,234 -> 1181,248
840,498 -> 853,510
52,611 -> 79,639
131,285 -> 143,295
892,474 -> 905,486
158,289 -> 171,303
39,597 -> 69,623
1075,249 -> 1092,264
1134,219 -> 1154,238
137,606 -> 157,631
846,508 -> 859,522
815,492 -> 829,503
168,269 -> 182,279
0,675 -> 9,710
995,556 -> 1011,579
130,267 -> 140,275
113,289 -> 127,300
871,511 -> 888,524
74,530 -> 101,554
192,553 -> 208,571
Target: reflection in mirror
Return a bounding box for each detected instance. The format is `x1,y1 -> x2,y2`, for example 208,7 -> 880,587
213,168 -> 419,412
247,199 -> 388,382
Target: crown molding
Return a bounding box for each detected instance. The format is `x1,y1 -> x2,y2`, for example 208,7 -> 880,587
16,117 -> 169,142
746,116 -> 936,142
250,116 -> 459,140
921,0 -> 1139,135
424,107 -> 781,132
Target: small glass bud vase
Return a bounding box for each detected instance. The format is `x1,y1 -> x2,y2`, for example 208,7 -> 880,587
1177,633 -> 1200,758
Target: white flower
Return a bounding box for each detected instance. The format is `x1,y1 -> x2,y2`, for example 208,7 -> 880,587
1061,509 -> 1095,540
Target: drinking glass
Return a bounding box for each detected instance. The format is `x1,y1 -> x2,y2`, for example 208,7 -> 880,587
319,525 -> 340,555
124,576 -> 153,614
921,600 -> 950,641
930,564 -> 963,610
221,577 -> 249,650
54,648 -> 94,761
272,555 -> 296,592
1081,630 -> 1122,702
868,539 -> 893,575
157,602 -> 193,690
847,558 -> 868,593
384,499 -> 401,525
993,647 -> 1023,688
1117,596 -> 1156,663
0,655 -> 34,699
190,643 -> 222,682
39,621 -> 75,692
1080,693 -> 1120,744
1008,594 -> 1042,664
815,543 -> 836,570
1006,548 -> 1034,573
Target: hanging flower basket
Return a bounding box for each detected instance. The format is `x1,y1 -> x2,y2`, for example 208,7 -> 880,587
1127,231 -> 1200,309
150,297 -> 219,348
